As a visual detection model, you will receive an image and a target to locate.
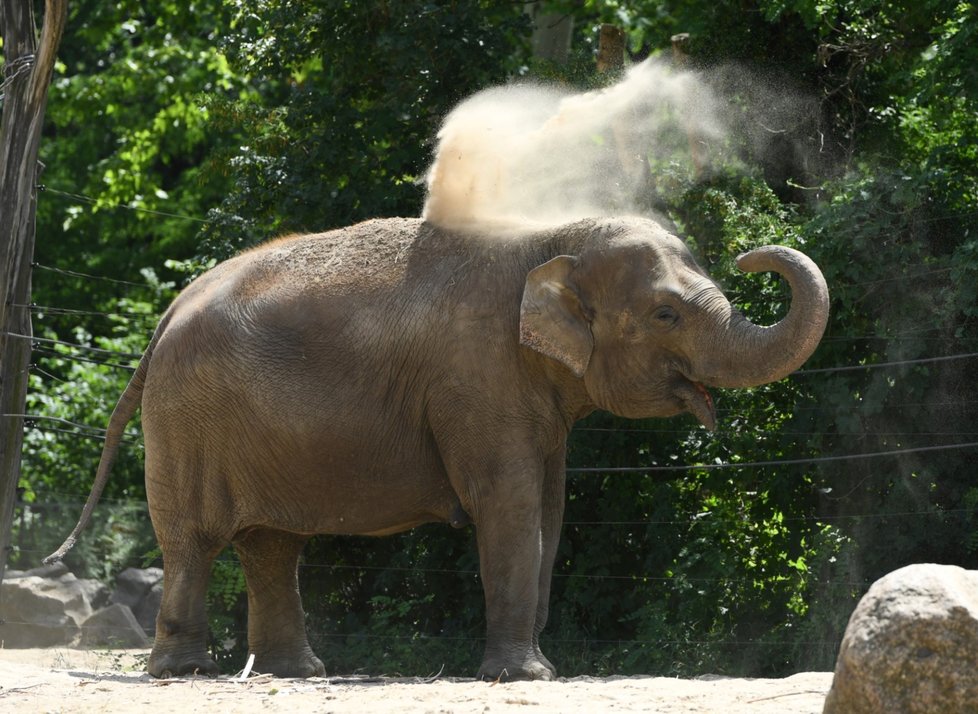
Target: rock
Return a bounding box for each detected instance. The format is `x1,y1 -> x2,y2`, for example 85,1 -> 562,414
21,561 -> 72,580
109,567 -> 163,637
0,565 -> 162,649
0,576 -> 82,647
79,603 -> 151,648
132,581 -> 162,637
823,563 -> 978,714
110,567 -> 163,611
75,577 -> 112,613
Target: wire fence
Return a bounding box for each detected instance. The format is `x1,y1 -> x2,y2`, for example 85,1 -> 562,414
7,199 -> 977,669
14,255 -> 978,470
0,614 -> 853,654
8,491 -> 969,612
0,492 -> 915,657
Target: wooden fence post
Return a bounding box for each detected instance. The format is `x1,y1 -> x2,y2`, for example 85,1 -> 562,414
0,0 -> 69,584
596,24 -> 625,74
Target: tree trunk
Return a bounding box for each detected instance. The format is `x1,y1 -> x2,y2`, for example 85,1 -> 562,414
596,24 -> 625,73
0,0 -> 69,582
526,2 -> 574,65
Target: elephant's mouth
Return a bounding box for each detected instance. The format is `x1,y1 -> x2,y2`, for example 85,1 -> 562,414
677,378 -> 716,431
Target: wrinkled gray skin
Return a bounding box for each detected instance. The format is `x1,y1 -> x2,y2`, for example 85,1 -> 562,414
47,216 -> 828,681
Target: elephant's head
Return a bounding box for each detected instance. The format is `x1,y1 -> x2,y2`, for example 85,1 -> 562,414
519,217 -> 829,429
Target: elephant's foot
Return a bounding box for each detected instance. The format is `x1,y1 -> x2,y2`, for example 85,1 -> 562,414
147,648 -> 220,679
533,647 -> 557,678
251,647 -> 326,678
478,654 -> 555,682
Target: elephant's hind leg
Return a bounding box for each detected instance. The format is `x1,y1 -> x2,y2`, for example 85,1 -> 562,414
233,527 -> 325,678
147,541 -> 223,678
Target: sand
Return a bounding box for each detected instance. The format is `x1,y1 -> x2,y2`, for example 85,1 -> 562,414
0,648 -> 832,713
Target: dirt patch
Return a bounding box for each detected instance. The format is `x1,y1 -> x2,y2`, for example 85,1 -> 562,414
0,648 -> 832,713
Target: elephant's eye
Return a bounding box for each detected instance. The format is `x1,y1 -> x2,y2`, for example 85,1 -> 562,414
653,305 -> 679,327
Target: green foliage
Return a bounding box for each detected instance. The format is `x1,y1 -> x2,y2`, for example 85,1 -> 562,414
36,0 -> 244,317
13,0 -> 978,681
205,552 -> 250,670
197,0 -> 531,255
300,528 -> 484,676
12,288 -> 168,579
15,0 -> 236,575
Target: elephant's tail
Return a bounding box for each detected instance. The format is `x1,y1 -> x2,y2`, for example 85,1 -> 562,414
43,319 -> 167,564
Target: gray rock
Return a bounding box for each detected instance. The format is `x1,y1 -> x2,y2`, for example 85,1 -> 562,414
18,561 -> 71,580
133,581 -> 162,637
76,577 -> 112,612
110,567 -> 163,610
79,603 -> 150,648
0,564 -> 159,649
0,576 -> 82,647
823,563 -> 978,714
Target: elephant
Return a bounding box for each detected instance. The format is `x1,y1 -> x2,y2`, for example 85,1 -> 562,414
46,214 -> 829,681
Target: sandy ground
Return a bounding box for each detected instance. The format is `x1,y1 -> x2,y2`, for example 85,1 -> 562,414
0,648 -> 833,713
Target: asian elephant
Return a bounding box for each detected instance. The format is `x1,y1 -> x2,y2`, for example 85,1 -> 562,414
46,215 -> 829,681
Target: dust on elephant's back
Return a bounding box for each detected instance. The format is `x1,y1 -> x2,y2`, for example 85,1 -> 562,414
236,218 -> 419,296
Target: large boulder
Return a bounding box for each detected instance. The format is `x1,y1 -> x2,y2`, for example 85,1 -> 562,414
79,603 -> 151,648
133,581 -> 162,636
110,567 -> 162,636
1,564 -> 164,649
0,563 -> 94,647
110,567 -> 162,608
823,563 -> 978,714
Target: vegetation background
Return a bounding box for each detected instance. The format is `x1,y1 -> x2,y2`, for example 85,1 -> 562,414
6,0 -> 977,677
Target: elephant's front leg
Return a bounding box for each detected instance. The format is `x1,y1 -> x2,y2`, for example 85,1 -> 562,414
472,467 -> 554,682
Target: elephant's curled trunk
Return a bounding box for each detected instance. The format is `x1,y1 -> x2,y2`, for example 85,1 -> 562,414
697,245 -> 829,389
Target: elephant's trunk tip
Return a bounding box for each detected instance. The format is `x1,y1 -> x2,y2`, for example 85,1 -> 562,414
704,244 -> 829,389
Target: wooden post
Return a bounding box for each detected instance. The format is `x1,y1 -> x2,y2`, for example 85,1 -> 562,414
0,0 -> 69,582
670,32 -> 691,62
596,24 -> 625,74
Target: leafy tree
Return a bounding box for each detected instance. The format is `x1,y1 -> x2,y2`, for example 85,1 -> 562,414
17,0 -> 242,576
35,0 -> 245,316
199,0 -> 531,255
13,0 -> 978,678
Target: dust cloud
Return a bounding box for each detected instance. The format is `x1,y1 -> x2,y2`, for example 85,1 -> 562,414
422,59 -> 726,231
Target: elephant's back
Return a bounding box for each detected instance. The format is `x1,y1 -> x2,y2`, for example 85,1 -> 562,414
139,217 -> 449,497
142,217 -> 438,421
184,217 -> 424,308
241,217 -> 424,295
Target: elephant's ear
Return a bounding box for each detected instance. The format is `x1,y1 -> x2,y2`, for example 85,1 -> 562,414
519,255 -> 593,378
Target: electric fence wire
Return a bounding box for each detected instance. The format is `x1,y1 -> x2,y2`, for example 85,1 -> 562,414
37,185 -> 212,225
15,413 -> 978,468
32,261 -> 153,288
13,333 -> 978,464
11,302 -> 159,323
0,614 -> 858,650
17,309 -> 978,381
31,346 -> 135,371
0,53 -> 35,104
12,180 -> 977,661
16,493 -> 977,527
13,211 -> 978,487
2,331 -> 143,360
